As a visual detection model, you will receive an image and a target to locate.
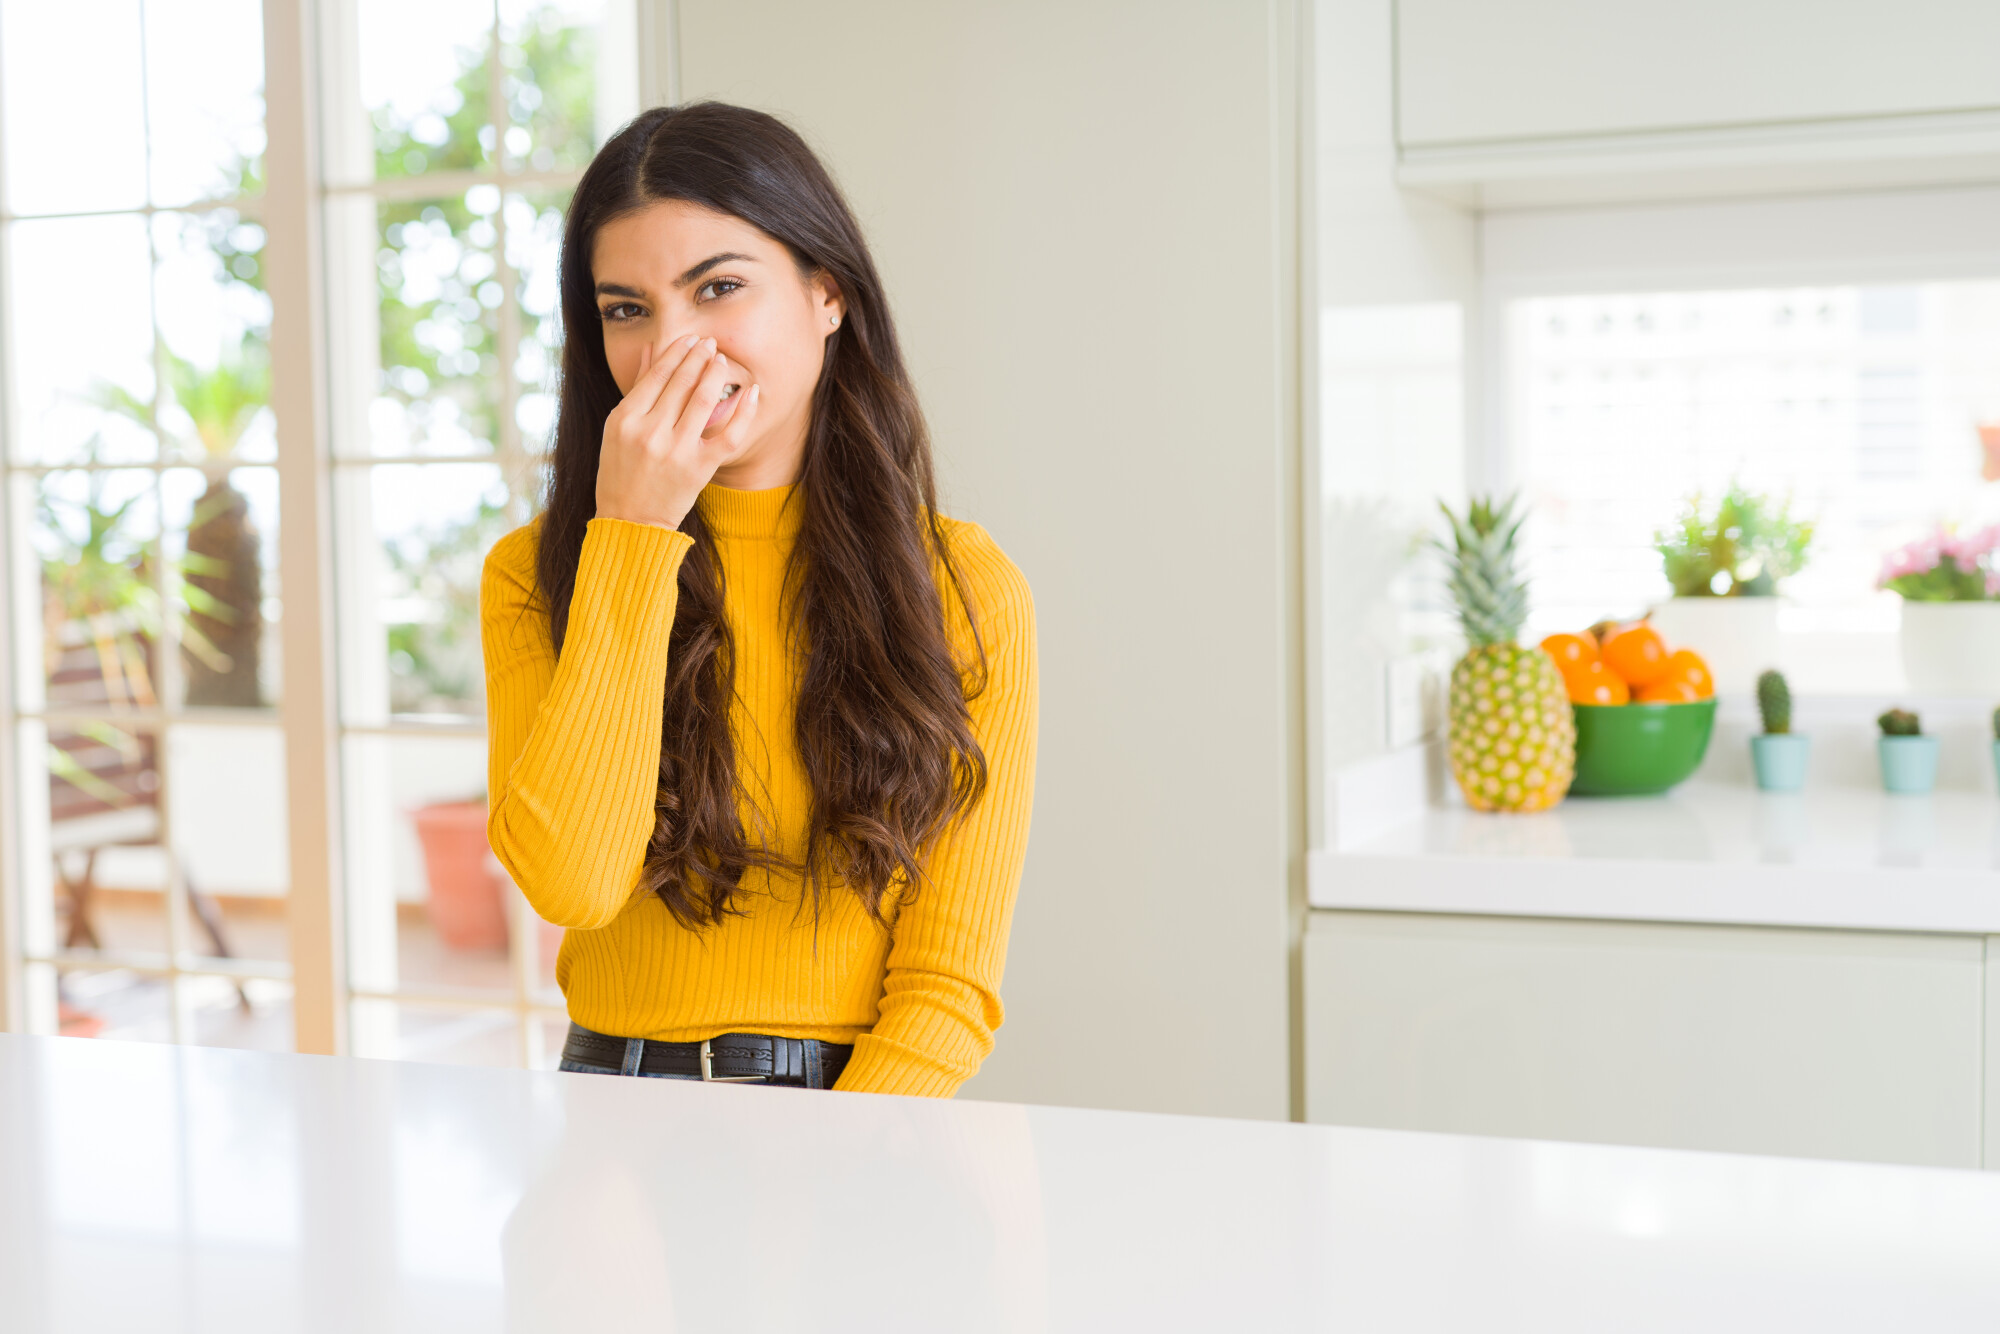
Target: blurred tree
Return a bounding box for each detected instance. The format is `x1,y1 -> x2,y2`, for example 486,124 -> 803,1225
371,13 -> 595,457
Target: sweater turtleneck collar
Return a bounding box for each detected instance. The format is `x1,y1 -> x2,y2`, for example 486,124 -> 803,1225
696,482 -> 802,541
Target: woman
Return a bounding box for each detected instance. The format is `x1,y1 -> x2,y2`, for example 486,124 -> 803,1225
480,101 -> 1037,1096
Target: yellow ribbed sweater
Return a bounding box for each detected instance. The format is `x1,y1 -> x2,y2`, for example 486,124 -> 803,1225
479,483 -> 1037,1097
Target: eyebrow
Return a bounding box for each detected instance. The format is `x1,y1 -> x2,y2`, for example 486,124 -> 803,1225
674,252 -> 759,288
593,252 -> 760,302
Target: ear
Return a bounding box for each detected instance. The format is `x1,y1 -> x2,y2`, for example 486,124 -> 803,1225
810,270 -> 847,330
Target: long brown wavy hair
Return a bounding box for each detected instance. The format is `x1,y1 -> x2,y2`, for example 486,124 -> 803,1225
536,102 -> 987,929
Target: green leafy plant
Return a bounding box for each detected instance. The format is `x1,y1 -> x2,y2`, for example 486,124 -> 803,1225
1991,705 -> 1999,741
35,454 -> 232,813
98,336 -> 272,706
1756,670 -> 1791,736
1878,708 -> 1922,737
1656,485 -> 1814,597
37,457 -> 232,698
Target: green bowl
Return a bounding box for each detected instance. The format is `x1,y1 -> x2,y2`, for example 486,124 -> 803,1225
1569,698 -> 1718,796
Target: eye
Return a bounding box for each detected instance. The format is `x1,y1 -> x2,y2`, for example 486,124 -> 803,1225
599,302 -> 644,322
695,278 -> 743,302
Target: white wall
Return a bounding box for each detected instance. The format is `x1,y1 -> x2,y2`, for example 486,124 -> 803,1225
1311,0 -> 1478,825
676,1 -> 1304,1120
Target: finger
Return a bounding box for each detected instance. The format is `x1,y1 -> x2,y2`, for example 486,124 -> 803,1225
673,347 -> 737,439
705,382 -> 761,454
623,334 -> 698,418
644,335 -> 720,429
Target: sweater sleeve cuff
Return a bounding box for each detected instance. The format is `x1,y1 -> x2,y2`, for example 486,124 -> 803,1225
834,1032 -> 972,1099
578,515 -> 695,591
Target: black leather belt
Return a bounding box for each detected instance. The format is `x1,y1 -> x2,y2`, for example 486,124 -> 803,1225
561,1023 -> 852,1088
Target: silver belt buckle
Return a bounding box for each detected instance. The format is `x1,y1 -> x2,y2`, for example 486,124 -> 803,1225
698,1038 -> 764,1082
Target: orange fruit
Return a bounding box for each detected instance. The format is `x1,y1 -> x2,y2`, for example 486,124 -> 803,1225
1600,623 -> 1671,687
1540,632 -> 1599,674
1636,677 -> 1701,703
1565,660 -> 1630,705
1663,648 -> 1714,699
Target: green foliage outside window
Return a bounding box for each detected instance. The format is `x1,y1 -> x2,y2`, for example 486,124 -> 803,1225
1655,485 -> 1815,598
372,15 -> 597,457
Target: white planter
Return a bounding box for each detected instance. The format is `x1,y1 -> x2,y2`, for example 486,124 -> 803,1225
1646,597 -> 1781,697
1899,601 -> 2000,696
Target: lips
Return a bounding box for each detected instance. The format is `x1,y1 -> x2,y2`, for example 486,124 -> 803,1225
705,380 -> 744,432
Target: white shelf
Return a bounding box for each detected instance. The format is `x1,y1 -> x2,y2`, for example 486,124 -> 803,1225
1311,782 -> 2000,935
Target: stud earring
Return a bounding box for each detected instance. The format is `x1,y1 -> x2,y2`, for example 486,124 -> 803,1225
829,314 -> 839,327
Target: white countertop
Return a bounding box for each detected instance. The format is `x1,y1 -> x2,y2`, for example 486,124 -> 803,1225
1312,782 -> 2000,934
6,1035 -> 2000,1331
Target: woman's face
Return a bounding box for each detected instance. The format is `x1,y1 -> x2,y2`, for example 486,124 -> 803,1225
591,199 -> 844,484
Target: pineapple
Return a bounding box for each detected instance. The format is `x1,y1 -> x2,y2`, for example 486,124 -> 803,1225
1438,496 -> 1574,813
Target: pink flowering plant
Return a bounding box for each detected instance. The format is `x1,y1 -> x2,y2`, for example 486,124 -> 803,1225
1878,524 -> 2000,601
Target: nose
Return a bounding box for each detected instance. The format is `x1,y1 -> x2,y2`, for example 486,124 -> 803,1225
651,323 -> 723,369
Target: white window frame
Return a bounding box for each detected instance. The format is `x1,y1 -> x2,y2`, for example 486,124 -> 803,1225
1476,186 -> 2000,500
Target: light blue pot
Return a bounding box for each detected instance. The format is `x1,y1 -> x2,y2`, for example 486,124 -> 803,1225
1750,734 -> 1810,792
1879,736 -> 1941,795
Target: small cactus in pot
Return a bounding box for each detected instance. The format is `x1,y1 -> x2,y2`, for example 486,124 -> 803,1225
1877,706 -> 1939,794
1749,669 -> 1809,790
1758,670 -> 1791,734
1878,708 -> 1922,737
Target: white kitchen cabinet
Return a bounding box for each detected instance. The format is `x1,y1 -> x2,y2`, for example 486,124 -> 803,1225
1305,910 -> 1989,1168
1395,0 -> 2000,149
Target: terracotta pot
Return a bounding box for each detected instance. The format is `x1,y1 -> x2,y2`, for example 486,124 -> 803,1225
411,800 -> 508,950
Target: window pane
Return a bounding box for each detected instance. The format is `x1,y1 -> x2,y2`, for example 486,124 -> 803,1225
1517,284 -> 2000,664
340,462 -> 511,722
166,723 -> 291,1000
54,968 -> 172,1042
154,211 -> 275,465
356,0 -> 494,183
498,0 -> 608,173
49,720 -> 162,866
343,733 -> 528,1005
162,466 -> 281,708
143,0 -> 265,207
374,196 -> 504,457
6,215 -> 158,465
42,719 -> 175,1038
508,188 -> 569,454
35,470 -> 163,706
28,467 -> 278,711
0,2 -> 148,215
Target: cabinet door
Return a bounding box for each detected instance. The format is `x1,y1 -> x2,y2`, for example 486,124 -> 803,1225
1396,0 -> 2000,147
1305,911 -> 1984,1168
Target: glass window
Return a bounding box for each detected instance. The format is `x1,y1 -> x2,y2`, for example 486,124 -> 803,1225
0,1 -> 293,1049
1512,282 -> 2000,690
323,0 -> 629,1068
